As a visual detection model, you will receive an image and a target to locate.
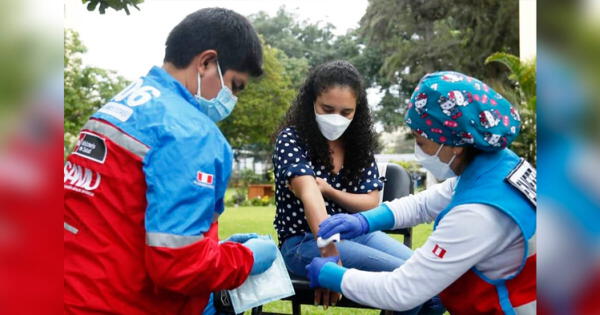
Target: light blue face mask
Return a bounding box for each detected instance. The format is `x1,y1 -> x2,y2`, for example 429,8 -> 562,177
195,61 -> 238,122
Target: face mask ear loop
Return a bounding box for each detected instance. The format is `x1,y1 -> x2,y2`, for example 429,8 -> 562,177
197,72 -> 202,98
216,61 -> 225,89
434,143 -> 445,157
447,152 -> 457,166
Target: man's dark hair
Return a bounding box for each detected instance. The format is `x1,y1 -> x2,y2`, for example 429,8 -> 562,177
164,7 -> 263,76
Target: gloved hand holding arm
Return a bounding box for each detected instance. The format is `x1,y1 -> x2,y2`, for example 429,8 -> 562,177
319,177 -> 459,241
305,256 -> 348,293
317,203 -> 395,240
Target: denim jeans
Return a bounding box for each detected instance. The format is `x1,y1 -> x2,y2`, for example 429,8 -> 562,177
280,231 -> 427,315
281,231 -> 414,276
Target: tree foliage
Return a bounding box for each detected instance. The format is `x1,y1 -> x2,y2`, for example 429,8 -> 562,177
249,8 -> 338,69
359,0 -> 520,131
218,41 -> 296,155
64,29 -> 130,153
82,0 -> 143,15
486,52 -> 536,165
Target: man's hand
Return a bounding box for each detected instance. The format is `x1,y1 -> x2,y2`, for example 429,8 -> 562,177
318,213 -> 369,240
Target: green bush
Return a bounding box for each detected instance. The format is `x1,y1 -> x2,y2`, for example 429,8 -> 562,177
485,52 -> 536,166
248,196 -> 274,207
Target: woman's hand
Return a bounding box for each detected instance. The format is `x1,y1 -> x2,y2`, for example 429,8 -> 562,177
315,177 -> 333,197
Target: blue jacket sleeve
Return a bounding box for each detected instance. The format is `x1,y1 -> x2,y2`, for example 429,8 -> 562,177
143,129 -> 231,240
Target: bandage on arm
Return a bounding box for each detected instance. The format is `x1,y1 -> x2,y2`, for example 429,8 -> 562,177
317,233 -> 340,248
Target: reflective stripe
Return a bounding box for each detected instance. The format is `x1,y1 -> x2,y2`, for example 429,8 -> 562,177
83,119 -> 149,159
146,232 -> 204,248
515,300 -> 536,315
64,222 -> 79,234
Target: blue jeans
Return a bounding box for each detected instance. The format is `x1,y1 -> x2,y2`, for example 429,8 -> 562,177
281,231 -> 425,314
281,231 -> 414,276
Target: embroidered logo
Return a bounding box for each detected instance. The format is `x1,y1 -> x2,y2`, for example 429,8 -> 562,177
64,161 -> 102,196
73,132 -> 107,163
432,244 -> 447,258
195,171 -> 214,188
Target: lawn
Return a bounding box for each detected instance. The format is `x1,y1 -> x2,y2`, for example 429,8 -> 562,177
218,205 -> 435,315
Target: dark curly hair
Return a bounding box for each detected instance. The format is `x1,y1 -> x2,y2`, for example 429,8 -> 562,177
275,60 -> 379,184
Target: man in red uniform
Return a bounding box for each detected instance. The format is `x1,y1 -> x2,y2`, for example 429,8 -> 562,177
64,8 -> 277,314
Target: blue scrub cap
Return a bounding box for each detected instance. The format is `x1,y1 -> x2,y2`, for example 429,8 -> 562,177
405,71 -> 521,151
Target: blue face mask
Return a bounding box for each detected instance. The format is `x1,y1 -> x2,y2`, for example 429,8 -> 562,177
195,62 -> 238,122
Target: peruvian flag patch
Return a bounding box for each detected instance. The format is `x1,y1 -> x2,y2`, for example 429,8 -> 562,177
432,244 -> 447,258
195,171 -> 214,187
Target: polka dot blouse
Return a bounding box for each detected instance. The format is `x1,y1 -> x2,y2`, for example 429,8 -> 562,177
272,127 -> 384,245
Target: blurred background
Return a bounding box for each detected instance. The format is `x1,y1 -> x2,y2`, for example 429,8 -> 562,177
0,0 -> 63,313
0,0 -> 598,313
537,0 -> 600,314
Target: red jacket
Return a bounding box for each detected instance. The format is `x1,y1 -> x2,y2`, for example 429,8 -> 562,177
64,67 -> 254,314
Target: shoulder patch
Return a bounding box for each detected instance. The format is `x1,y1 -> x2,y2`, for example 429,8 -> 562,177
73,132 -> 107,163
505,158 -> 536,207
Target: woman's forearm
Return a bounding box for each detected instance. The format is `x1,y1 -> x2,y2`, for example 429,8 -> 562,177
290,176 -> 329,236
290,176 -> 340,257
325,189 -> 380,213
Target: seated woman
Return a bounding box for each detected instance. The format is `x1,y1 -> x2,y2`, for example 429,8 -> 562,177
272,60 -> 415,309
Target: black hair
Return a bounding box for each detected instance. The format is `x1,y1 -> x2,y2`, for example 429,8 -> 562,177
460,145 -> 483,172
164,7 -> 263,76
276,60 -> 379,184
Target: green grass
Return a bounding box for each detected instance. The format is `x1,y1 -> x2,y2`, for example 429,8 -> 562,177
218,205 -> 435,315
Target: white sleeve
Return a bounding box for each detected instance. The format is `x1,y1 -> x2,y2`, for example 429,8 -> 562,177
340,204 -> 510,311
385,177 -> 457,229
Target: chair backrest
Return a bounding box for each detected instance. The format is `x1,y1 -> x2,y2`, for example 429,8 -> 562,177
384,163 -> 413,201
377,162 -> 413,202
376,162 -> 413,248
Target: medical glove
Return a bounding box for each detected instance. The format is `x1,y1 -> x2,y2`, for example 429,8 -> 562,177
317,213 -> 368,239
222,233 -> 258,244
305,256 -> 347,293
243,238 -> 277,275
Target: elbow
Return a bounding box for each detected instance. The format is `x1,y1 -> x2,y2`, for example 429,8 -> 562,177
368,198 -> 380,209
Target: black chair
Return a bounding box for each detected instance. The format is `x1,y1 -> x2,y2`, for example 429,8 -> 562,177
379,162 -> 413,248
249,162 -> 414,315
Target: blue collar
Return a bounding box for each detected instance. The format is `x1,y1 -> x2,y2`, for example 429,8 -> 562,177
146,66 -> 206,114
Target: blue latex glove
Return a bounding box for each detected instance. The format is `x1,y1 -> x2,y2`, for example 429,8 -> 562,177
242,238 -> 278,275
305,256 -> 347,292
221,233 -> 258,244
318,213 -> 368,240
319,204 -> 396,240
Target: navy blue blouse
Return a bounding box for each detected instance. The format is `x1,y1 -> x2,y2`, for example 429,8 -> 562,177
272,127 -> 384,244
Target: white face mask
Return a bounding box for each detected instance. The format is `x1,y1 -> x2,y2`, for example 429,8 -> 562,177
414,142 -> 457,180
314,111 -> 353,141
